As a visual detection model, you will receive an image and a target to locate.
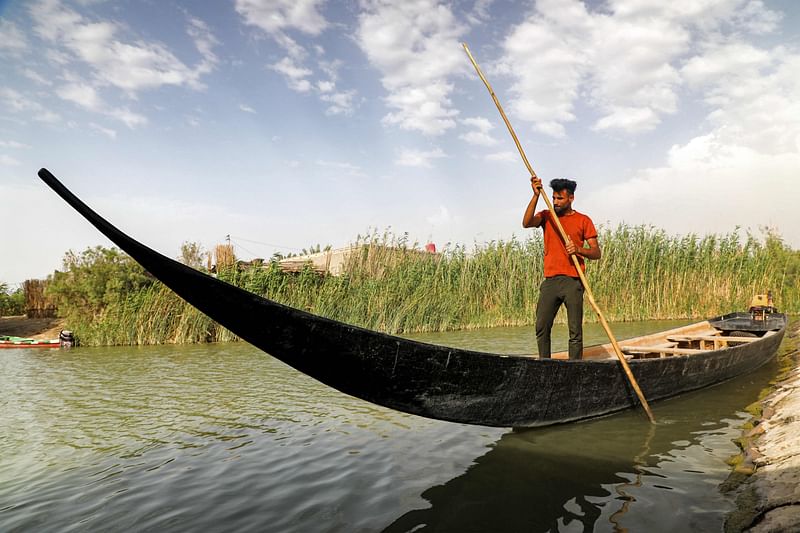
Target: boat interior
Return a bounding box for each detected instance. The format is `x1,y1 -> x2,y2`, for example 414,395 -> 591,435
549,320 -> 774,361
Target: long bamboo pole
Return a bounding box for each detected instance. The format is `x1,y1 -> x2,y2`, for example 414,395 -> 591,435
462,42 -> 655,424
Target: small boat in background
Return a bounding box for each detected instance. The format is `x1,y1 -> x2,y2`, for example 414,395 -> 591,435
0,336 -> 61,349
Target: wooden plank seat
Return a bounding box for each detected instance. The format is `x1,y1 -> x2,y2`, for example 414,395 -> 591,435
666,334 -> 759,350
620,343 -> 705,357
667,334 -> 758,343
621,342 -> 673,356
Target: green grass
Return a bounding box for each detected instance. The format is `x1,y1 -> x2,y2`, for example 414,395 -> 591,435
57,225 -> 800,345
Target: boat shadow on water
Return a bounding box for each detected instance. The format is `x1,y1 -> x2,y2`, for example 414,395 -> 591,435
382,354 -> 784,533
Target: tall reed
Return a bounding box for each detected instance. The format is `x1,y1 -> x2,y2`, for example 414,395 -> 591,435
65,226 -> 800,345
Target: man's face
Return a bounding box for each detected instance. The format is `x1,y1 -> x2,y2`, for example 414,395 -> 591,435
552,189 -> 573,215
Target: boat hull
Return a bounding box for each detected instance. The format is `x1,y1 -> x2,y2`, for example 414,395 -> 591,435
0,340 -> 60,349
37,168 -> 787,427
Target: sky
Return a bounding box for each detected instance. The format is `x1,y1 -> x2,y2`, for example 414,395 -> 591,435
1,0 -> 799,285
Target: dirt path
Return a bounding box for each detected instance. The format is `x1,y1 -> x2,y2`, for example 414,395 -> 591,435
0,316 -> 66,340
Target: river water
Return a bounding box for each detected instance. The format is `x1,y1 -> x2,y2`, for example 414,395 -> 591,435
0,320 -> 791,532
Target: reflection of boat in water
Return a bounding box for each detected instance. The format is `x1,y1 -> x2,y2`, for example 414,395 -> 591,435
38,168 -> 787,428
382,357 -> 781,532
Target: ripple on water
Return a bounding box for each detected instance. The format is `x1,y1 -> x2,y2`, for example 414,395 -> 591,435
0,331 -> 791,532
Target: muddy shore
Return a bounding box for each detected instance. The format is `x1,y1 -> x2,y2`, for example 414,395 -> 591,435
726,319 -> 800,532
0,315 -> 66,340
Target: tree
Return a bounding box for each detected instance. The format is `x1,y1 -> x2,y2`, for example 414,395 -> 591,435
179,241 -> 206,271
47,246 -> 155,316
0,282 -> 25,316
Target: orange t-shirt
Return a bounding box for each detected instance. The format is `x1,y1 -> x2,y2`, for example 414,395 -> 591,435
536,210 -> 598,278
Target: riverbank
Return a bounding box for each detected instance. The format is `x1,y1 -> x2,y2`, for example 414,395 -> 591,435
726,319 -> 800,532
0,315 -> 65,340
41,226 -> 800,346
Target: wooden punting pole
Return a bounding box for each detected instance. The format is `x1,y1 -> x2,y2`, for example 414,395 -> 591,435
462,42 -> 656,424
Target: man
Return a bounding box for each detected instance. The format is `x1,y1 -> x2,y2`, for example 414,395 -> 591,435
522,177 -> 601,360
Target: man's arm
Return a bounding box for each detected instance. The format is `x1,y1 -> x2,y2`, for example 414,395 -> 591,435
565,237 -> 601,260
522,176 -> 544,228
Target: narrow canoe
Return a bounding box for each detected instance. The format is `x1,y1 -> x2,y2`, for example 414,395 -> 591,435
0,336 -> 60,348
37,168 -> 787,427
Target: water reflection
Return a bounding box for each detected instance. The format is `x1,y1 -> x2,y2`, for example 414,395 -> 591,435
383,355 -> 779,533
0,323 -> 790,533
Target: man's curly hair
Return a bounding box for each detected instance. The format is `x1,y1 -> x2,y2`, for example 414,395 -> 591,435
549,178 -> 577,195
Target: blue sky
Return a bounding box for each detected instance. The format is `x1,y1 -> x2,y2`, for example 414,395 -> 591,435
1,0 -> 799,284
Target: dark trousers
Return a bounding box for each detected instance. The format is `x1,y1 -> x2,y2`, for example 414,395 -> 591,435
536,276 -> 584,359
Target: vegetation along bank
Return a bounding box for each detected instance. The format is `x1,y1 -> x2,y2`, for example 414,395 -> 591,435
32,225 -> 800,346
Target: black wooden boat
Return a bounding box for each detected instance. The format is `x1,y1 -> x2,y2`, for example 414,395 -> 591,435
37,168 -> 787,428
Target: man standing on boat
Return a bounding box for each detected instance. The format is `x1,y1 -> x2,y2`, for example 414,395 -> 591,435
523,177 -> 601,359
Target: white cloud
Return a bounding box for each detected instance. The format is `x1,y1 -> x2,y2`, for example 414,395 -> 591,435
682,42 -> 769,88
0,140 -> 31,149
30,0 -> 217,94
237,0 -> 358,116
53,81 -> 148,129
236,0 -> 327,61
683,42 -> 800,153
466,0 -> 494,25
426,205 -> 455,226
239,104 -> 257,114
395,147 -> 446,168
235,0 -> 327,36
357,0 -> 466,136
485,151 -> 517,163
459,116 -> 499,146
105,107 -> 148,128
36,110 -> 62,124
45,47 -> 71,66
2,88 -> 41,113
588,37 -> 800,248
496,0 -> 783,137
22,68 -> 51,86
270,57 -> 313,92
88,122 -> 117,139
589,134 -> 800,244
608,0 -> 780,34
0,19 -> 27,53
0,87 -> 61,124
320,90 -> 356,116
0,155 -> 22,166
56,82 -> 102,111
236,0 -> 356,116
587,12 -> 688,133
186,16 -> 220,75
592,106 -> 660,133
316,160 -> 366,177
496,1 -> 590,138
318,58 -> 341,82
730,0 -> 782,34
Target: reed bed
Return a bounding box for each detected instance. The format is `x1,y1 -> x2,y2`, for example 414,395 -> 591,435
59,226 -> 799,345
23,279 -> 57,318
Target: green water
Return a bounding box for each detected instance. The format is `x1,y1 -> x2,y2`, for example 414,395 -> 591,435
0,320 -> 791,532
